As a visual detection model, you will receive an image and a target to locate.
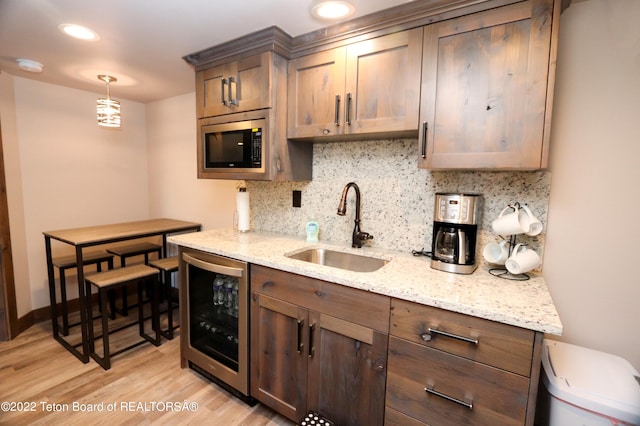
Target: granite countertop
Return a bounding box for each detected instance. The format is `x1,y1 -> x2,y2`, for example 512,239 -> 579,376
168,228 -> 562,335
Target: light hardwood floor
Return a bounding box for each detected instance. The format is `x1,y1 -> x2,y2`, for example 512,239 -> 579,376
0,319 -> 295,425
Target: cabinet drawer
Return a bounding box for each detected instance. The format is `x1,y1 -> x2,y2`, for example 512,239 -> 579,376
391,299 -> 534,376
251,265 -> 390,333
386,336 -> 529,426
385,406 -> 426,426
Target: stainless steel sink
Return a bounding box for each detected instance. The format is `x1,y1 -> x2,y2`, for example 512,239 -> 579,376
286,248 -> 388,273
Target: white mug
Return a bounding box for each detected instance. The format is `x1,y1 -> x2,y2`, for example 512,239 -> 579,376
483,240 -> 511,265
520,205 -> 543,236
491,205 -> 530,236
505,243 -> 540,274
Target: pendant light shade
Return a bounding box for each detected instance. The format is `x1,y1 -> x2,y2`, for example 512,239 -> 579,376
97,75 -> 121,128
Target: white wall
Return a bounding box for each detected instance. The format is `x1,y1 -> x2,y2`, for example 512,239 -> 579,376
145,92 -> 238,231
2,76 -> 150,314
544,0 -> 640,369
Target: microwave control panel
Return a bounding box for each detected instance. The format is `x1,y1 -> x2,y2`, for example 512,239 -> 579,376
251,128 -> 262,167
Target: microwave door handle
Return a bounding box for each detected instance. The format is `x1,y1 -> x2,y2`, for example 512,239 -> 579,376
182,253 -> 244,278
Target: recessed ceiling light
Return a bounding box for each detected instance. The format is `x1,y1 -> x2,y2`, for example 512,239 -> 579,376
16,58 -> 43,73
58,23 -> 100,41
311,0 -> 355,20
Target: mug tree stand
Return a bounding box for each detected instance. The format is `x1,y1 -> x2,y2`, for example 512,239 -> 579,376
488,234 -> 530,281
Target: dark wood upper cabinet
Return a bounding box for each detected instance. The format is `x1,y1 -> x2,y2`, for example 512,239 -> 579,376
418,0 -> 560,170
287,29 -> 423,140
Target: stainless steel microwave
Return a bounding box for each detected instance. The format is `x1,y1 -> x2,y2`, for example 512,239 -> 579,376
198,115 -> 266,177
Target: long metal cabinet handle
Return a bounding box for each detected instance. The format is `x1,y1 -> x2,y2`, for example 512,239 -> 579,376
308,323 -> 316,358
221,78 -> 228,106
297,319 -> 304,353
334,94 -> 341,126
181,253 -> 244,277
425,385 -> 473,410
421,121 -> 428,159
421,328 -> 479,345
228,76 -> 238,106
345,92 -> 352,125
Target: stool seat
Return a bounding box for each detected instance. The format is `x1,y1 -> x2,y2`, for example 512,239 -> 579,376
86,264 -> 159,288
106,242 -> 162,258
148,256 -> 178,272
86,264 -> 161,370
53,251 -> 114,269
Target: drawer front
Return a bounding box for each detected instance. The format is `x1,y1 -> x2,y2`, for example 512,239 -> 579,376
251,265 -> 390,333
386,336 -> 529,426
385,406 -> 427,426
391,298 -> 534,376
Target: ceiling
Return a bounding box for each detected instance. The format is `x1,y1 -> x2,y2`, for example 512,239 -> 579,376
0,0 -> 412,104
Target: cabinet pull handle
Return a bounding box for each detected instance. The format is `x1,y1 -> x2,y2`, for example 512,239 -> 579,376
421,328 -> 479,345
425,385 -> 473,410
228,76 -> 238,106
221,78 -> 228,106
421,121 -> 428,159
308,322 -> 316,358
334,94 -> 341,126
297,319 -> 304,353
345,92 -> 352,126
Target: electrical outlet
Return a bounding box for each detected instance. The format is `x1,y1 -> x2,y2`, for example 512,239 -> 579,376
293,190 -> 302,208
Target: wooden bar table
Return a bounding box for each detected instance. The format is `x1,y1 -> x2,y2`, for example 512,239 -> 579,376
43,218 -> 201,363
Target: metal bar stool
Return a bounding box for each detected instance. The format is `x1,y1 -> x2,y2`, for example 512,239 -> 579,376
52,251 -> 114,336
85,264 -> 161,370
106,242 -> 162,316
149,256 -> 179,339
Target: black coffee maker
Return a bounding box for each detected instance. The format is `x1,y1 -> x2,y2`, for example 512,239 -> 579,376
431,193 -> 482,274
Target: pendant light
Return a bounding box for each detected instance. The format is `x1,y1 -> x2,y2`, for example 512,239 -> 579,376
97,75 -> 121,128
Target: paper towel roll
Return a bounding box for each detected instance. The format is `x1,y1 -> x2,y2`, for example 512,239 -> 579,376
236,188 -> 250,232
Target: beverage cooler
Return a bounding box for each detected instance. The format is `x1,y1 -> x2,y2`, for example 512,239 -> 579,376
179,247 -> 253,402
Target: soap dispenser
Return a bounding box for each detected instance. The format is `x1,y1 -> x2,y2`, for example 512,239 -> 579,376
306,220 -> 319,243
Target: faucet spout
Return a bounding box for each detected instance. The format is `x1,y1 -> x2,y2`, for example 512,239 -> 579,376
337,182 -> 373,248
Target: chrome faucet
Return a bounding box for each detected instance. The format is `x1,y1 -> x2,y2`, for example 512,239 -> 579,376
337,182 -> 373,248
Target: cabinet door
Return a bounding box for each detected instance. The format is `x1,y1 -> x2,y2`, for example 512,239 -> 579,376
196,63 -> 229,118
419,0 -> 555,169
197,52 -> 272,118
345,28 -> 422,135
306,312 -> 387,426
287,47 -> 346,139
250,293 -> 308,421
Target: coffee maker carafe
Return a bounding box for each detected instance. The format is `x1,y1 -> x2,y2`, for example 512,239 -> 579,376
431,193 -> 482,274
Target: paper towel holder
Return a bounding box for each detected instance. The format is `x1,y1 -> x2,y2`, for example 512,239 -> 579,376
235,187 -> 251,232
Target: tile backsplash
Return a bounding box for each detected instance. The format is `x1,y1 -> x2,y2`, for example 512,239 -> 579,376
247,138 -> 550,267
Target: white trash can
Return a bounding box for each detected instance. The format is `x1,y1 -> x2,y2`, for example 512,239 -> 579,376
537,339 -> 640,426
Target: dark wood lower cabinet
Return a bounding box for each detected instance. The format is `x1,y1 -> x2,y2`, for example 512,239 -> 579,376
250,265 -> 389,425
250,266 -> 543,426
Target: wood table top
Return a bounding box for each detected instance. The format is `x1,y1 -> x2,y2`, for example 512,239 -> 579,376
43,218 -> 201,246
